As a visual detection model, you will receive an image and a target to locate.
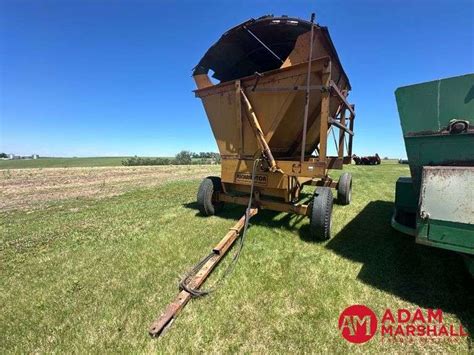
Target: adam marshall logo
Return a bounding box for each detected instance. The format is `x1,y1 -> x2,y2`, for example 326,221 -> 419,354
338,305 -> 378,343
338,305 -> 468,344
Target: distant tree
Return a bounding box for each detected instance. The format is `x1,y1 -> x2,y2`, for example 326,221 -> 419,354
0,153 -> 7,158
122,156 -> 171,166
121,152 -> 220,166
383,157 -> 389,160
174,150 -> 192,165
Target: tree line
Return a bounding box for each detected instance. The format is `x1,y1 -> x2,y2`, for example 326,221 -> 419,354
122,151 -> 221,166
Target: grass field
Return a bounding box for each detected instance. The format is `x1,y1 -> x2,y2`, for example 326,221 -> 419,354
0,157 -> 128,169
0,156 -> 211,169
1,162 -> 472,353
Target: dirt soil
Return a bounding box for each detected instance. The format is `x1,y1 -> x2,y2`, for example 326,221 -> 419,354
0,165 -> 220,211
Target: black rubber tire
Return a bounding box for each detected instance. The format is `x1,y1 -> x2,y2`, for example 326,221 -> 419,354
309,187 -> 333,240
337,172 -> 352,205
197,176 -> 224,216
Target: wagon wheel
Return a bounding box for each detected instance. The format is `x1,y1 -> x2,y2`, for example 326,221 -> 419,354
337,172 -> 352,205
309,187 -> 333,240
197,176 -> 224,216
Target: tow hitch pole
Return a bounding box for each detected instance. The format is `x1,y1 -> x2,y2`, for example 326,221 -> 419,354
148,208 -> 258,338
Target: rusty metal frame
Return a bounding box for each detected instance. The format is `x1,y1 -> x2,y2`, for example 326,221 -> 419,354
251,85 -> 328,93
217,193 -> 308,216
194,56 -> 332,98
300,13 -> 316,164
326,156 -> 344,169
329,117 -> 354,136
310,177 -> 338,188
326,85 -> 355,165
317,62 -> 332,164
329,80 -> 355,117
338,108 -> 346,160
348,104 -> 355,157
235,80 -> 243,157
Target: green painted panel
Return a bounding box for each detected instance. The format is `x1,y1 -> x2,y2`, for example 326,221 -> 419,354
417,219 -> 474,255
394,177 -> 417,211
428,220 -> 474,250
392,177 -> 417,235
405,134 -> 474,195
393,74 -> 474,257
395,74 -> 474,195
395,73 -> 474,134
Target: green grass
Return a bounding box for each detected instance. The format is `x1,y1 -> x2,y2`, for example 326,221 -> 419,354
0,157 -> 212,169
0,157 -> 129,169
1,163 -> 472,352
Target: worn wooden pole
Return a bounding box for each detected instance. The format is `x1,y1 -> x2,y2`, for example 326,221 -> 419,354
149,208 -> 258,338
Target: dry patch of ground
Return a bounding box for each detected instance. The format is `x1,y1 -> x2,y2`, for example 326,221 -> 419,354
0,165 -> 220,211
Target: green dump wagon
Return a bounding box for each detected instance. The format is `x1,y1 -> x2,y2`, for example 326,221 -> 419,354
392,74 -> 474,274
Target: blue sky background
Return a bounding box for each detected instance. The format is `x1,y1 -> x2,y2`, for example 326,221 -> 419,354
1,0 -> 473,158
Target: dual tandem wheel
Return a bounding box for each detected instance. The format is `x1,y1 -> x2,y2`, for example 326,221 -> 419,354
197,173 -> 352,240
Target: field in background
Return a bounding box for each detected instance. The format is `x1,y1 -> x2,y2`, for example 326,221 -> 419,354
1,162 -> 472,353
0,165 -> 220,211
0,157 -> 128,169
0,157 -> 401,170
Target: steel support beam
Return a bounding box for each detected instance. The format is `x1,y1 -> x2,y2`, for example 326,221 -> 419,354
218,193 -> 309,216
329,80 -> 355,117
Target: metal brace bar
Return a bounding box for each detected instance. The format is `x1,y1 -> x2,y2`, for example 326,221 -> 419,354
301,12 -> 316,163
243,26 -> 284,64
329,80 -> 355,117
329,118 -> 354,136
240,89 -> 282,173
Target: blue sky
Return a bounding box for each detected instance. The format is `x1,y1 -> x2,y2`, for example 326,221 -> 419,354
1,0 -> 473,158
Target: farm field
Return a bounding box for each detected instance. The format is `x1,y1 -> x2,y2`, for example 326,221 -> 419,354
0,165 -> 220,211
1,162 -> 472,353
0,157 -> 130,169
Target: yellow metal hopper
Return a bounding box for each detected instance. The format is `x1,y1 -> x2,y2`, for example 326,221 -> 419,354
193,14 -> 355,240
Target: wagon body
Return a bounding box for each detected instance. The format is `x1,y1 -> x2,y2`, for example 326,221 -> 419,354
392,74 -> 474,262
150,14 -> 357,337
193,15 -> 355,209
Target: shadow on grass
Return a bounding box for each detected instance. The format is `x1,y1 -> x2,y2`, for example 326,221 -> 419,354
327,200 -> 474,337
184,199 -> 474,335
183,201 -> 317,242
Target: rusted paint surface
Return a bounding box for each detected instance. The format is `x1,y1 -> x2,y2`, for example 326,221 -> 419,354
420,166 -> 474,224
